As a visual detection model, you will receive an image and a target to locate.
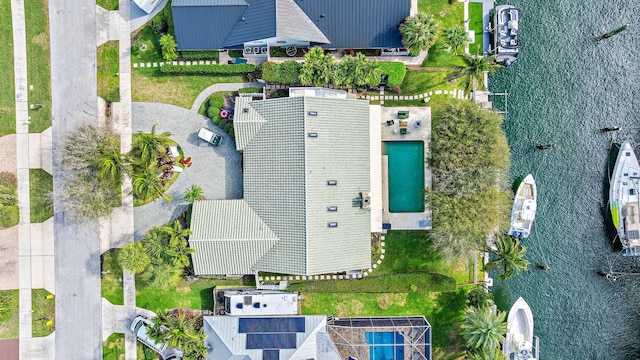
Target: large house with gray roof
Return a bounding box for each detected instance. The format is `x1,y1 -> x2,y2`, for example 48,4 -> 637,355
171,0 -> 410,54
189,95 -> 374,276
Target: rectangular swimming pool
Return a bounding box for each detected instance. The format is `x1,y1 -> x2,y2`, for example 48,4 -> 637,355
384,141 -> 425,213
365,331 -> 404,360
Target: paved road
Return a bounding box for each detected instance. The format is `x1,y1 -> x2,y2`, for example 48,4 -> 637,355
190,82 -> 263,112
49,0 -> 103,358
132,103 -> 243,239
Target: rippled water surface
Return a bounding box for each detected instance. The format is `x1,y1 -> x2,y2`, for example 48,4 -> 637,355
489,0 -> 640,358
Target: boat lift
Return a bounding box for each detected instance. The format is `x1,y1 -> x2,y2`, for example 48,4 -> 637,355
487,91 -> 509,117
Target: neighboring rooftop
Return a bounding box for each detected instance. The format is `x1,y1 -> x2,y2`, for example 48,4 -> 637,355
189,95 -> 372,276
172,0 -> 409,50
223,290 -> 300,316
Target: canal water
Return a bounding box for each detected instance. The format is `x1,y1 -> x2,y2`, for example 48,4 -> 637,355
489,0 -> 640,358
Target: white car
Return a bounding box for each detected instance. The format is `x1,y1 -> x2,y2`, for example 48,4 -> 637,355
198,128 -> 223,146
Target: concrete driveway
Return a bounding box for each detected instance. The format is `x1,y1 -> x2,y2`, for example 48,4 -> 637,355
132,102 -> 243,239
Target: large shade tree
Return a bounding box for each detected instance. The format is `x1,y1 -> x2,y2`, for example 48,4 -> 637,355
132,124 -> 173,163
462,306 -> 507,356
449,54 -> 502,94
118,242 -> 151,274
399,14 -> 439,51
484,235 -> 529,281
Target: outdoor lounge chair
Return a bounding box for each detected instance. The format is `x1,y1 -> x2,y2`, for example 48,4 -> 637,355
400,128 -> 408,135
386,120 -> 394,126
398,111 -> 409,119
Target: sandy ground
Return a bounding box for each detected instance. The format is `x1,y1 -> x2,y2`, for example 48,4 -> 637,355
0,135 -> 17,174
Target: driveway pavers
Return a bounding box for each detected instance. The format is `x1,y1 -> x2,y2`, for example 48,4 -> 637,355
132,102 -> 243,239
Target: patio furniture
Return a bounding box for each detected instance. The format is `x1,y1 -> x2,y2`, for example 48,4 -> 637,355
414,120 -> 422,128
399,120 -> 408,128
398,110 -> 409,119
400,128 -> 407,135
386,120 -> 394,126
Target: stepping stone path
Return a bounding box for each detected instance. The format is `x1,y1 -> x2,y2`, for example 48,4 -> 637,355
132,60 -> 217,68
359,88 -> 472,101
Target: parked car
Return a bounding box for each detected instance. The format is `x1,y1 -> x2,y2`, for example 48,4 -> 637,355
198,128 -> 223,146
130,316 -> 182,360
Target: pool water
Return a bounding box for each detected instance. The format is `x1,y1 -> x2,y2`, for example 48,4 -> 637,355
365,331 -> 404,360
384,141 -> 425,213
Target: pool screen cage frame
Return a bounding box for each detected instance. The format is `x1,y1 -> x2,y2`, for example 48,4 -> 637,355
327,316 -> 432,360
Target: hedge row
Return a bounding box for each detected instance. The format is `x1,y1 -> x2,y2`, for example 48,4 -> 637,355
160,63 -> 256,75
260,61 -> 301,85
376,62 -> 407,87
179,50 -> 219,60
287,272 -> 456,294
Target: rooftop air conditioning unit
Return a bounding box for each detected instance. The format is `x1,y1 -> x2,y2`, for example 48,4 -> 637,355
244,46 -> 253,54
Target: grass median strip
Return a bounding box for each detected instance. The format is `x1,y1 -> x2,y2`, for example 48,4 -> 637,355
0,0 -> 15,136
29,169 -> 53,223
0,290 -> 19,339
103,333 -> 125,360
24,0 -> 52,133
97,41 -> 120,102
32,289 -> 55,337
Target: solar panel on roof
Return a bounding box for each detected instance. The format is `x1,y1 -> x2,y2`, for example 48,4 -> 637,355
239,317 -> 306,333
263,350 -> 280,360
246,333 -> 297,349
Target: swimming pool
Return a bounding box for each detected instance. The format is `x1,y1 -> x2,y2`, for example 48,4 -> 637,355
384,141 -> 425,213
365,331 -> 404,360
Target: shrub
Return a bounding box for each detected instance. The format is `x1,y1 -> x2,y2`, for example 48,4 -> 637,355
163,1 -> 174,36
228,50 -> 243,58
179,50 -> 219,60
132,37 -> 145,50
151,14 -> 167,35
467,287 -> 493,308
160,35 -> 178,62
228,128 -> 234,138
208,95 -> 225,109
211,115 -> 223,126
222,123 -> 233,133
0,205 -> 19,228
237,87 -> 263,94
280,61 -> 302,84
409,48 -> 420,57
260,62 -> 278,83
207,107 -> 221,118
376,62 -> 407,87
160,63 -> 256,74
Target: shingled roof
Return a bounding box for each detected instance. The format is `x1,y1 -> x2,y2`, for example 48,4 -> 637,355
189,96 -> 372,276
172,0 -> 408,50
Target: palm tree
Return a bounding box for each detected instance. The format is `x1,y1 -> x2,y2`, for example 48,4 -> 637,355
131,163 -> 172,203
444,25 -> 469,54
132,124 -> 173,164
353,53 -> 382,87
399,14 -> 439,51
300,46 -> 335,86
144,226 -> 168,259
149,310 -> 208,358
163,220 -> 192,248
149,261 -> 182,289
466,347 -> 506,360
117,242 -> 151,274
462,306 -> 507,354
449,54 -> 502,94
96,138 -> 129,182
184,184 -> 205,204
160,34 -> 178,62
484,235 -> 529,281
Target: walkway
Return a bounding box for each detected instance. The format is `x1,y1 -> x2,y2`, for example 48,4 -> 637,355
49,0 -> 103,356
190,82 -> 262,112
132,103 -> 244,240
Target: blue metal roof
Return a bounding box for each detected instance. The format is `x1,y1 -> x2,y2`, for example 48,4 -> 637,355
172,0 -> 409,50
295,0 -> 410,49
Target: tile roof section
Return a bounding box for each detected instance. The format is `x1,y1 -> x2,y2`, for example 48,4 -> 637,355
233,96 -> 267,151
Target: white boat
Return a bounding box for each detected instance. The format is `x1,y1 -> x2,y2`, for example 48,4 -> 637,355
492,5 -> 520,65
507,174 -> 537,239
503,297 -> 537,360
609,142 -> 640,256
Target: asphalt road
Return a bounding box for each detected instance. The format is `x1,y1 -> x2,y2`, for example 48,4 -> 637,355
49,0 -> 103,358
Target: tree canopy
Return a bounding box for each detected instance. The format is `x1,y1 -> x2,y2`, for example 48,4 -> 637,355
449,54 -> 503,93
461,306 -> 507,356
400,14 -> 439,51
444,25 -> 470,54
484,235 -> 529,281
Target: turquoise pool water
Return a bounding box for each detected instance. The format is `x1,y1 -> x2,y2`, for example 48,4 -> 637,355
384,141 -> 425,213
364,331 -> 404,360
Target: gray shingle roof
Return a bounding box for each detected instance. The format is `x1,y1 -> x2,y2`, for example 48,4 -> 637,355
189,96 -> 371,276
172,0 -> 406,50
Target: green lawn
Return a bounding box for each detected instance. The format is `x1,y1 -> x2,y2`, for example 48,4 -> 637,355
0,290 -> 19,339
103,333 -> 125,360
468,2 -> 484,55
32,289 -> 55,337
98,41 -> 120,102
422,40 -> 467,68
399,70 -> 456,95
289,272 -> 456,294
136,275 -> 243,312
29,169 -> 53,223
101,249 -> 124,305
24,0 -> 52,133
131,25 -> 164,64
0,0 -> 15,136
132,69 -> 245,109
418,0 -> 466,68
97,0 -> 118,10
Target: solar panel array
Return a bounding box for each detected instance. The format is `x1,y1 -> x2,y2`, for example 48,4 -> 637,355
239,317 -> 306,352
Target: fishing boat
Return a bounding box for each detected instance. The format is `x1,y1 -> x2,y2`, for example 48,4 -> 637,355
491,5 -> 520,65
503,297 -> 538,360
609,142 -> 640,256
508,174 -> 537,239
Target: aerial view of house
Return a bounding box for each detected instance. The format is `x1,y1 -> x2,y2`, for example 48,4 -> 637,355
0,0 -> 635,359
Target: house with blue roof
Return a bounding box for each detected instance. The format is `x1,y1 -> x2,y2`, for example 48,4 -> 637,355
171,0 -> 411,56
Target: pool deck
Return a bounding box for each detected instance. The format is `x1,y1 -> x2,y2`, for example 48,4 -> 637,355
380,107 -> 432,230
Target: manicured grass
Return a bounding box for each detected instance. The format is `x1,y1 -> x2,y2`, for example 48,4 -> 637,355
418,0 -> 466,68
24,0 -> 52,133
423,40 -> 467,68
375,231 -> 473,283
103,333 -> 125,360
0,290 -> 19,339
97,0 -> 118,10
32,289 -> 55,337
131,25 -> 163,64
399,70 -> 456,95
468,2 -> 484,55
97,41 -> 120,102
0,172 -> 19,228
289,273 -> 456,294
132,68 -> 245,109
0,0 -> 15,136
301,288 -> 469,353
29,169 -> 53,223
136,275 -> 243,312
101,249 -> 124,305
376,62 -> 407,87
137,342 -> 158,359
